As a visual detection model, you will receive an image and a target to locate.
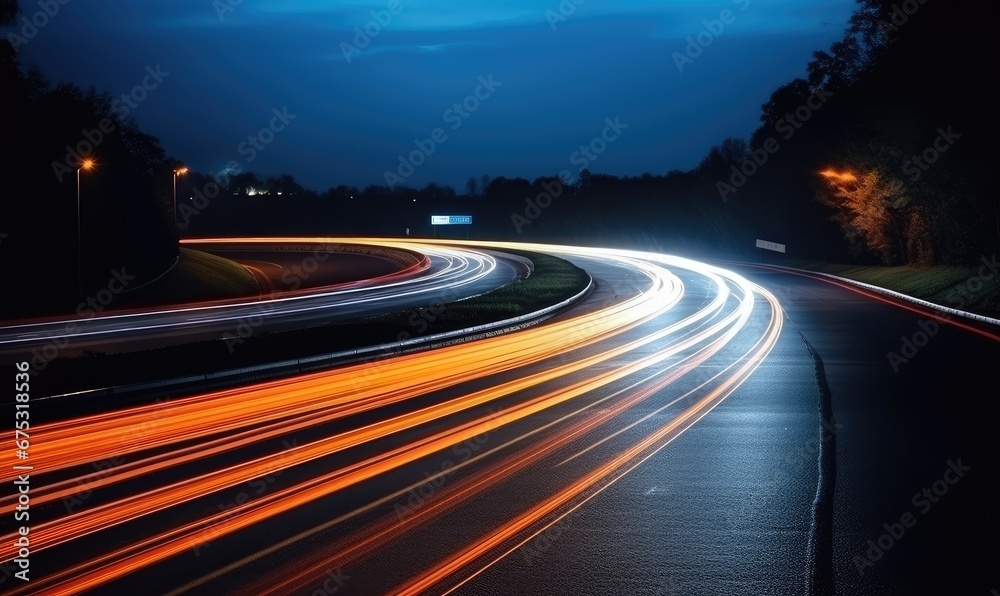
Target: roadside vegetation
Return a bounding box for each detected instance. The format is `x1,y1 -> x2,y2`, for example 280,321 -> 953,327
114,248 -> 261,307
799,261 -> 1000,319
31,250 -> 590,402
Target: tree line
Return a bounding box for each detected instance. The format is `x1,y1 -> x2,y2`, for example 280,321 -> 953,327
180,0 -> 997,264
2,0 -> 995,316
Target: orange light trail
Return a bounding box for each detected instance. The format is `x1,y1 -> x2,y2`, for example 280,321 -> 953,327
243,288 -> 765,596
2,263 -> 723,575
1,259 -> 683,527
393,281 -> 782,596
1,241 -> 785,596
1,258 -> 676,487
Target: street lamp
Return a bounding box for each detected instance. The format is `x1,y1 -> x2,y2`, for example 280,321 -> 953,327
77,159 -> 95,297
173,167 -> 188,236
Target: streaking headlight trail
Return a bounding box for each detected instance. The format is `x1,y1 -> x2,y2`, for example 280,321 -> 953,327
1,240 -> 784,596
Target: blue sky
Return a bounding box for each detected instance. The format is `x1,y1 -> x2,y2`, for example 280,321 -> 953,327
11,0 -> 856,191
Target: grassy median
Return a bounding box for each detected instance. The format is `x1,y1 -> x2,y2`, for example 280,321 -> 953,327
34,249 -> 591,400
348,250 -> 591,333
115,248 -> 261,307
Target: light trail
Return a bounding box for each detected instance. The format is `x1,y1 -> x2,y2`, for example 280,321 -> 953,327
0,241 -> 786,596
0,240 -> 498,348
393,282 -> 783,596
240,292 -> 763,596
2,257 -> 692,561
0,255 -> 679,488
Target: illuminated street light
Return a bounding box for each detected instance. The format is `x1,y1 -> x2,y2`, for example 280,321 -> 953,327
173,167 -> 188,236
818,168 -> 858,184
77,159 -> 95,297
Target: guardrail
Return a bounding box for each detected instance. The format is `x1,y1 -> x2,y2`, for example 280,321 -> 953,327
182,240 -> 425,268
743,262 -> 1000,328
42,273 -> 595,404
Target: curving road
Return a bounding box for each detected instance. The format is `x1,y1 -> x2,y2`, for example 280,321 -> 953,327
1,243 -> 785,594
1,241 -> 996,595
0,239 -> 521,360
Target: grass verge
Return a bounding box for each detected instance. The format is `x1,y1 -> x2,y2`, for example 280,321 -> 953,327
792,260 -> 1000,319
115,248 -> 261,307
33,249 -> 591,400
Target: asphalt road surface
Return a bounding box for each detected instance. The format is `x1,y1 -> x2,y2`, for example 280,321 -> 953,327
1,241 -> 996,595
0,239 -> 521,360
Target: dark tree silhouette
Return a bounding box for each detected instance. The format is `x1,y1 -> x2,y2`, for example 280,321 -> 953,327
0,0 -> 178,316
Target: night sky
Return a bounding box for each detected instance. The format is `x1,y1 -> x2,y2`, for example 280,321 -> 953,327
13,0 -> 855,191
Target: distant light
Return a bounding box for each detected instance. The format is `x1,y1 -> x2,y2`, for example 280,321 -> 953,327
277,191 -> 282,195
81,159 -> 95,171
174,167 -> 188,175
819,169 -> 857,183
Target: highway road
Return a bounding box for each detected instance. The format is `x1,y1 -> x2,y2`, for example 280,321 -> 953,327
724,262 -> 999,595
0,239 -> 522,360
1,241 -> 997,595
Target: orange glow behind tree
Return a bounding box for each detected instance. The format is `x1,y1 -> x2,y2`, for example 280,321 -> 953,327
816,167 -> 933,265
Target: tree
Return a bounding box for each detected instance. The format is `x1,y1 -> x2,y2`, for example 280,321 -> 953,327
751,79 -> 812,148
0,0 -> 18,26
698,137 -> 748,172
264,174 -> 306,196
806,37 -> 864,91
815,166 -> 935,265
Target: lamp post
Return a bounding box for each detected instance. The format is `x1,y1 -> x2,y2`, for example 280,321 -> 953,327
172,167 -> 188,236
76,159 -> 95,297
